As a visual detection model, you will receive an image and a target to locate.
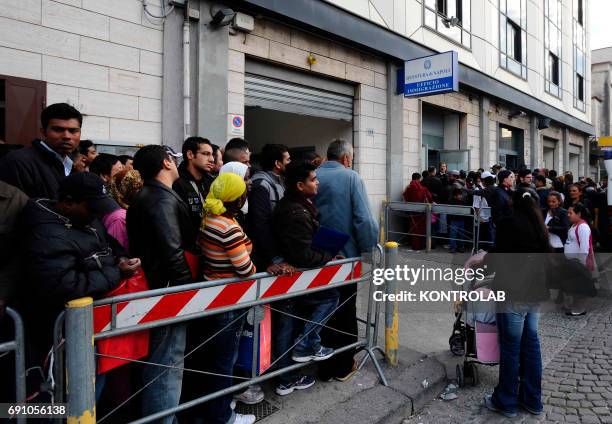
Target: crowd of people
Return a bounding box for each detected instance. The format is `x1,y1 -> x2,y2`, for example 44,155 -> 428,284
0,103 -> 379,424
402,161 -> 609,257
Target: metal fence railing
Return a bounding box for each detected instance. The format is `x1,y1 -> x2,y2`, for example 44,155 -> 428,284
51,247 -> 386,423
0,307 -> 26,424
383,201 -> 493,253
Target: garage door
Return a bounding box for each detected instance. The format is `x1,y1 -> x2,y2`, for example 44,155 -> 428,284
245,61 -> 354,122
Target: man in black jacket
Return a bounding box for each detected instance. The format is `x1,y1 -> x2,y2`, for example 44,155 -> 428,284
127,145 -> 195,422
172,137 -> 215,231
0,103 -> 82,199
422,166 -> 443,202
17,172 -> 139,399
273,161 -> 338,364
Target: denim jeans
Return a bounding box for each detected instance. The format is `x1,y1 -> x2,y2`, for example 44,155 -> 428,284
293,293 -> 339,355
199,310 -> 246,424
272,299 -> 301,385
492,303 -> 542,414
449,218 -> 464,251
141,323 -> 187,424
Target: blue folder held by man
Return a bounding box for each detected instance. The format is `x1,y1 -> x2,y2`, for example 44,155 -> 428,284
312,226 -> 350,257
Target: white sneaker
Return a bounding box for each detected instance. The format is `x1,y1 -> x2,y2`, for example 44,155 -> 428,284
233,385 -> 264,405
234,413 -> 256,424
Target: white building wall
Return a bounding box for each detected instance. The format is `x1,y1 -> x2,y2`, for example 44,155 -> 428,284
0,0 -> 164,146
323,0 -> 591,126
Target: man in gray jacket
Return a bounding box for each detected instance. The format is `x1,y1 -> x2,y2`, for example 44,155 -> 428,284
314,139 -> 378,382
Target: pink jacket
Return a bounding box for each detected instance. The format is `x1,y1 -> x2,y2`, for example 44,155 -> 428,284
102,208 -> 129,251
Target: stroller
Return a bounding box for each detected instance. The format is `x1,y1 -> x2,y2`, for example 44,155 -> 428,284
448,276 -> 499,387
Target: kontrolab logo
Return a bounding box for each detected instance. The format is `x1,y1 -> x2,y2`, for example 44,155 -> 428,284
424,60 -> 432,69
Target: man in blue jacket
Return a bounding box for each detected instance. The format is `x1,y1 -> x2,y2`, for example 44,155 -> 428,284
314,139 -> 378,382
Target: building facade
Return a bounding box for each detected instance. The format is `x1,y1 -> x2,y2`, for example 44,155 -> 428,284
0,0 -> 594,216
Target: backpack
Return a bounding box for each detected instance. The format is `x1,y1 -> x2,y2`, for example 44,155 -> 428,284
575,221 -> 595,272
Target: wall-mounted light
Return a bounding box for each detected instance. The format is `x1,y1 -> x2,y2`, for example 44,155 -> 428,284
211,7 -> 235,26
307,53 -> 317,66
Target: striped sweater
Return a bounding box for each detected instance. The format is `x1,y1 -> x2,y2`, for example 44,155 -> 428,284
200,214 -> 256,280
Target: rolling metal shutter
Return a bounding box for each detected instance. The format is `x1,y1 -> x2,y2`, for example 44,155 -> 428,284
245,73 -> 354,121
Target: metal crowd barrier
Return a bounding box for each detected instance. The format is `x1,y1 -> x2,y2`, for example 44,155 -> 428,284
53,248 -> 386,423
383,201 -> 493,253
0,308 -> 26,424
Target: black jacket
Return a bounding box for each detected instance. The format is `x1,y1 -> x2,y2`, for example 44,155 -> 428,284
247,171 -> 285,269
127,180 -> 195,289
0,140 -> 67,199
16,198 -> 123,376
486,213 -> 551,302
544,207 -> 569,245
172,162 -> 214,232
272,193 -> 333,269
422,175 -> 443,202
490,186 -> 513,224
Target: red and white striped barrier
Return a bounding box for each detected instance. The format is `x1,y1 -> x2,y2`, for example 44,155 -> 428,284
94,261 -> 362,334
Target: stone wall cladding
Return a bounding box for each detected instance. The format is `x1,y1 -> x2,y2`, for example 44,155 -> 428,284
228,18 -> 388,216
0,0 -> 163,145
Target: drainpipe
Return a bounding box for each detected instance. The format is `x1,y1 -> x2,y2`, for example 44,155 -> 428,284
183,1 -> 191,140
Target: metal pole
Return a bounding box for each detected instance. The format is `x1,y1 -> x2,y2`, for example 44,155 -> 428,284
384,242 -> 399,365
5,308 -> 26,424
65,297 -> 96,423
425,203 -> 432,252
53,312 -> 65,406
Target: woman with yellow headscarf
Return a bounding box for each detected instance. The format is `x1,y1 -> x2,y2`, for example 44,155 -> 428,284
193,172 -> 257,424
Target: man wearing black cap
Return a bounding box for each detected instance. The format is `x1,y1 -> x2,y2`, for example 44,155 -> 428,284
16,172 -> 140,398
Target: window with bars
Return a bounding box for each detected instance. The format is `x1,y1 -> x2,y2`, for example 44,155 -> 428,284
423,0 -> 471,49
544,0 -> 562,98
573,0 -> 586,111
499,0 -> 527,79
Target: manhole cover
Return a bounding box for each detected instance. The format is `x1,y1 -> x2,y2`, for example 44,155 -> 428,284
235,400 -> 280,422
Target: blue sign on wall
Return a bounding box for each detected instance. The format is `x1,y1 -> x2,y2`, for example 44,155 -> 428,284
398,51 -> 459,98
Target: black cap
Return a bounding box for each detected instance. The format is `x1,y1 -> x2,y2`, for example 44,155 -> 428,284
58,172 -> 120,215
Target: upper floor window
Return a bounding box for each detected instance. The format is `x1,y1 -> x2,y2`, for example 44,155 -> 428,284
545,0 -> 562,98
424,0 -> 471,49
573,0 -> 586,111
499,0 -> 527,79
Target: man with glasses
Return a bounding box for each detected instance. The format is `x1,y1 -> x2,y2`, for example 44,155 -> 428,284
173,136 -> 216,231
0,103 -> 83,199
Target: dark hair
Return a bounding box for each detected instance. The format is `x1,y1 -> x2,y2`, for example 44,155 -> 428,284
260,144 -> 289,171
223,138 -> 250,163
548,169 -> 557,179
534,174 -> 546,184
421,170 -> 429,178
182,136 -> 212,158
118,155 -> 132,165
564,172 -> 574,184
133,145 -> 170,180
78,139 -> 95,155
512,188 -> 550,251
412,172 -> 422,181
285,160 -> 317,192
567,183 -> 582,193
211,144 -> 221,162
428,166 -> 436,174
89,153 -> 120,177
41,103 -> 83,129
517,168 -> 532,179
547,190 -> 563,204
569,202 -> 590,220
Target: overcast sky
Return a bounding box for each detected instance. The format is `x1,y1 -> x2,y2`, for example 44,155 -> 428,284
591,0 -> 612,50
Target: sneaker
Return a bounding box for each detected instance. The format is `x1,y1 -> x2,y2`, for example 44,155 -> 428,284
234,413 -> 256,424
233,385 -> 264,405
292,346 -> 334,363
519,401 -> 543,415
275,375 -> 316,396
483,394 -> 518,418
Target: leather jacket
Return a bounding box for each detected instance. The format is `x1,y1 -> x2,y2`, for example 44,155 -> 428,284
127,180 -> 196,289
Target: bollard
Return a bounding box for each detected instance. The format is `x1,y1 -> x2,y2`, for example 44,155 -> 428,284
65,297 -> 96,424
384,242 -> 399,365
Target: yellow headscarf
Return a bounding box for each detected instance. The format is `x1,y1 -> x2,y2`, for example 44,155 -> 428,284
204,172 -> 246,215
